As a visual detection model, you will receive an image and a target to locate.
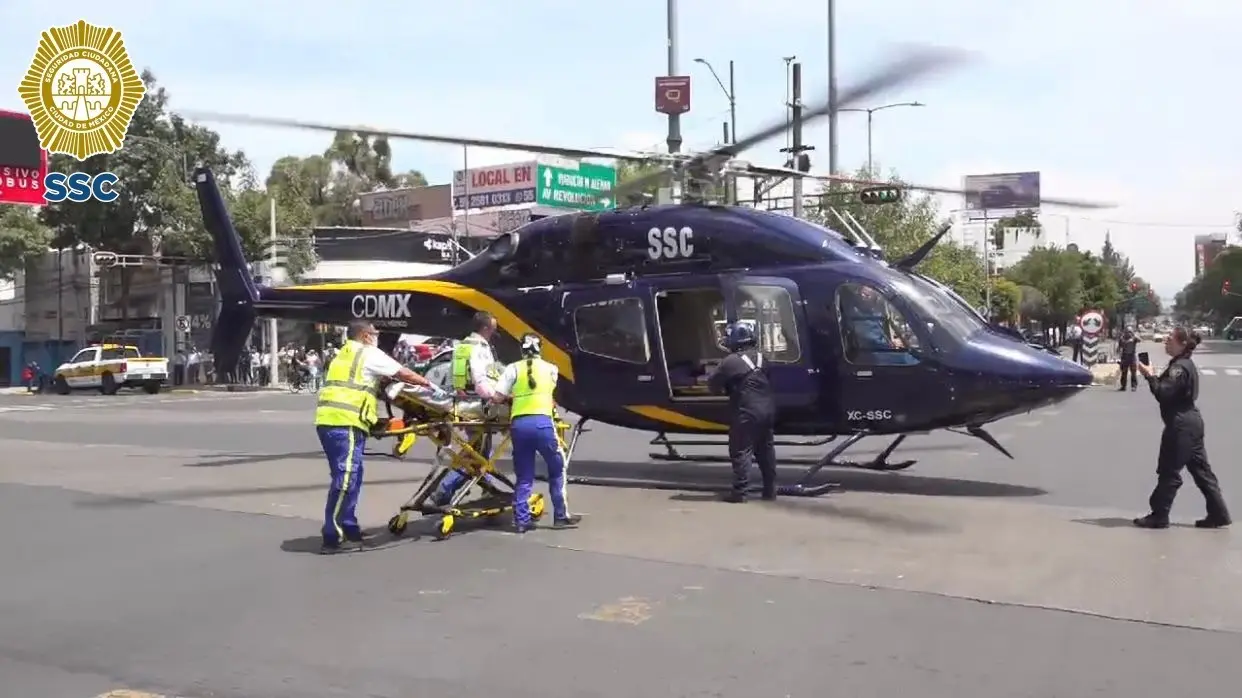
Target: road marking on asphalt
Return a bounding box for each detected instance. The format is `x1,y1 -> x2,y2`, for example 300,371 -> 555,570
1202,369 -> 1217,375
1016,419 -> 1042,428
1226,368 -> 1241,376
579,596 -> 654,625
96,691 -> 169,698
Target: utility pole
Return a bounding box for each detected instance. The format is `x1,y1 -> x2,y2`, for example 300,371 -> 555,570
56,247 -> 63,363
665,0 -> 681,154
781,62 -> 813,218
982,210 -> 992,318
728,59 -> 736,145
459,145 -> 470,265
827,0 -> 839,174
782,56 -> 796,152
267,196 -> 278,386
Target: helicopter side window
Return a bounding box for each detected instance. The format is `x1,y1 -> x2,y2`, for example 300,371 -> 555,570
732,284 -> 802,363
836,283 -> 921,366
573,297 -> 650,364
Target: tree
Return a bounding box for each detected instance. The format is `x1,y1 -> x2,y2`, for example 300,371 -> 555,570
1004,247 -> 1084,325
987,277 -> 1023,324
808,166 -> 985,304
39,70 -> 249,318
0,205 -> 52,281
1174,246 -> 1242,328
614,161 -> 667,205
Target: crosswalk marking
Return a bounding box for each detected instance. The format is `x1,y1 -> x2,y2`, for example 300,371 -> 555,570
1143,366 -> 1242,378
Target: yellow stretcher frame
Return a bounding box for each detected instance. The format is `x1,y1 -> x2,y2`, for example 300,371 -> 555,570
369,409 -> 574,540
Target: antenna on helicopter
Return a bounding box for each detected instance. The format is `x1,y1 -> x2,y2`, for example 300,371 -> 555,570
893,222 -> 953,272
843,210 -> 885,259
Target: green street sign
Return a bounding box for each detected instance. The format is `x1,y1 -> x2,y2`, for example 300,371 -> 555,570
536,162 -> 617,211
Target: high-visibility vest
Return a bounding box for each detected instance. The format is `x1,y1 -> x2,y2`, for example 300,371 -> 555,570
314,340 -> 378,430
508,357 -> 557,419
451,334 -> 488,391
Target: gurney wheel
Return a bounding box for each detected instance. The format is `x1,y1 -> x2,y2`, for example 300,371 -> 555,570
530,494 -> 545,520
436,515 -> 455,540
387,513 -> 409,536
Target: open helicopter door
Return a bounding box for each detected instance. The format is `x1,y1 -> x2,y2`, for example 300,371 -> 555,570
560,282 -> 667,411
721,275 -> 819,407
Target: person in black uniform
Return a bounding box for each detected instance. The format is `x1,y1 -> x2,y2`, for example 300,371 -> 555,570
1116,327 -> 1139,391
708,322 -> 778,503
1133,327 -> 1231,529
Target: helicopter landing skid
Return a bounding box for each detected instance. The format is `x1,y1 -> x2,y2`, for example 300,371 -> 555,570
780,433 -> 917,496
648,432 -> 840,466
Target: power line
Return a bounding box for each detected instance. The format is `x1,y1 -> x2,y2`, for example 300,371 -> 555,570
1035,211 -> 1237,229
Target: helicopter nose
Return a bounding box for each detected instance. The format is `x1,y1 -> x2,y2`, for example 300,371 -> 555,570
1026,352 -> 1093,405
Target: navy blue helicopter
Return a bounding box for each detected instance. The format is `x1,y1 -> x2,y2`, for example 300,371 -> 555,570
191,47 -> 1105,495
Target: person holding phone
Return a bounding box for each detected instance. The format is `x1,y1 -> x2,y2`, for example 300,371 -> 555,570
1116,327 -> 1139,391
1133,327 -> 1231,529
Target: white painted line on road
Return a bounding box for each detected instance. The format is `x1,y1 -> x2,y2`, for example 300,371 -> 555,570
1201,369 -> 1217,375
1226,368 -> 1240,376
1016,420 -> 1042,428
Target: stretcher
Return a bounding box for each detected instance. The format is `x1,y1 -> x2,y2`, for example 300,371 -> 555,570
368,381 -> 575,540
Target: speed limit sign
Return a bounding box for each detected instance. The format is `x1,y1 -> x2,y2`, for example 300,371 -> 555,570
175,315 -> 190,332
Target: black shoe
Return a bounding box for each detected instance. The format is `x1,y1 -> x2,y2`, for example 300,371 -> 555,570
319,539 -> 365,554
1132,514 -> 1169,529
1195,517 -> 1231,529
1117,387 -> 1127,392
760,488 -> 777,501
513,522 -> 535,534
552,514 -> 582,529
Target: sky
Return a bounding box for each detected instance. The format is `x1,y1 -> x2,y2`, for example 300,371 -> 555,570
2,1 -> 1239,297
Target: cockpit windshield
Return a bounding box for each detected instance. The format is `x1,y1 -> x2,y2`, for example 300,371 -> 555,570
884,270 -> 986,343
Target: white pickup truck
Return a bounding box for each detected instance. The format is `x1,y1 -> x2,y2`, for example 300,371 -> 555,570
53,344 -> 171,395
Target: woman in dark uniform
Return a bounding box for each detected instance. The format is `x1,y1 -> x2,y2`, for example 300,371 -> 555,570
1134,327 -> 1231,529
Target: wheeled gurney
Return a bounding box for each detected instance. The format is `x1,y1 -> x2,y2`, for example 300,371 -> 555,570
369,381 -> 575,539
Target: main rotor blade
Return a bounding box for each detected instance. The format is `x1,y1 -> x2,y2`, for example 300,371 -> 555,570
729,45 -> 972,160
610,45 -> 972,202
803,173 -> 1114,209
181,111 -> 655,164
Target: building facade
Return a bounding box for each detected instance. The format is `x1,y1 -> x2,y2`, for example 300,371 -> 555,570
1194,233 -> 1230,277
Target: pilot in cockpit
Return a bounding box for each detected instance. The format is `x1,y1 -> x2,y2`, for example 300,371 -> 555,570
841,286 -> 919,366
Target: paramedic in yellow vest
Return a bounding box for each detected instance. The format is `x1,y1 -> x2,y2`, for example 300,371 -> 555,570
316,321 -> 441,554
494,333 -> 581,532
430,311 -> 502,506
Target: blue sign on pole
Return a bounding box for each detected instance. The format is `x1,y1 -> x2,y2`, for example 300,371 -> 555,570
453,187 -> 537,210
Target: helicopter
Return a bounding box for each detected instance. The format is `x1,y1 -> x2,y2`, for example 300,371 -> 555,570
190,46 -> 1102,496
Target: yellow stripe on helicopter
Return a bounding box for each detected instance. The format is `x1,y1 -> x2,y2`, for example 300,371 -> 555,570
285,279 -> 730,431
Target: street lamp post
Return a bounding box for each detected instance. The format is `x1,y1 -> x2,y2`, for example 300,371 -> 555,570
838,101 -> 924,174
692,57 -> 735,144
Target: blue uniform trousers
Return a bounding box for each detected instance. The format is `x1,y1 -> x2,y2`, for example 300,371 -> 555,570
317,425 -> 367,545
432,433 -> 504,505
510,414 -> 568,526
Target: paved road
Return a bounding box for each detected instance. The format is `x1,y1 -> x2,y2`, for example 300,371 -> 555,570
1,386 -> 1240,698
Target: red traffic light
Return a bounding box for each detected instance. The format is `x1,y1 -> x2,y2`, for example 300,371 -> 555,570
1129,281 -> 1138,292
1224,280 -> 1232,296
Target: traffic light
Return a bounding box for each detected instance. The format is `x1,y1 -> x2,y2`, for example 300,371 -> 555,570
1129,281 -> 1139,292
1223,280 -> 1232,296
858,186 -> 903,205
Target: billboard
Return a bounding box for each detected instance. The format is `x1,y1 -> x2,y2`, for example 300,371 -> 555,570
357,184 -> 451,226
963,171 -> 1040,211
655,76 -> 691,114
0,109 -> 47,206
452,161 -> 537,210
